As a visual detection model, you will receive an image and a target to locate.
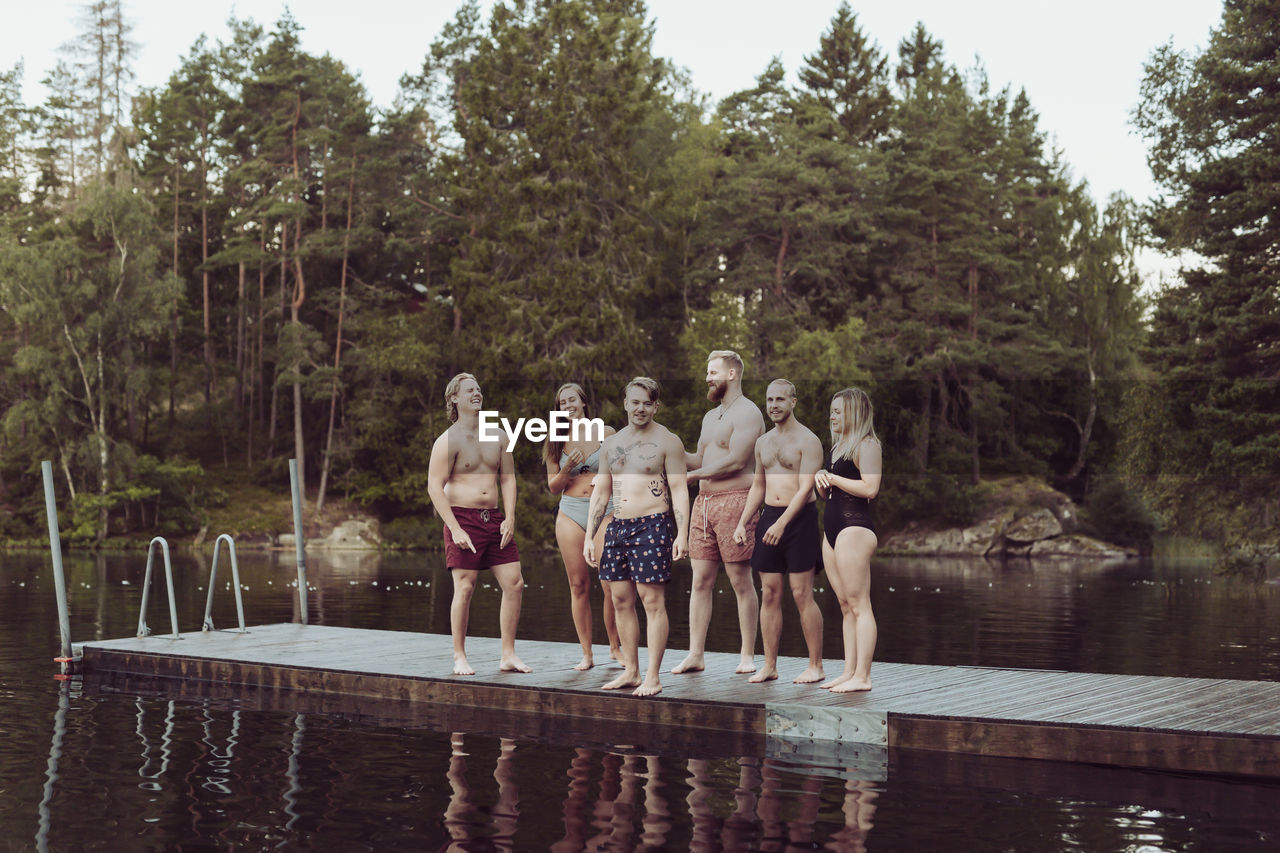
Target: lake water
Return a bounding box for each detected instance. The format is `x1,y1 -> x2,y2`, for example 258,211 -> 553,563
2,547 -> 1279,850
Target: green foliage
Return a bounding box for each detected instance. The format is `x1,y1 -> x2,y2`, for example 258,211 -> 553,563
0,0 -> 1240,553
1080,476 -> 1160,554
381,515 -> 442,550
1130,0 -> 1280,540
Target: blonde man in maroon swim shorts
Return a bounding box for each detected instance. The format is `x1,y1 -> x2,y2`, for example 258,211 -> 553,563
427,373 -> 531,677
673,350 -> 766,676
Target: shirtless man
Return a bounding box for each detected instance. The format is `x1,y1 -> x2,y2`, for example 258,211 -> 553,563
427,373 -> 530,677
584,377 -> 690,697
673,350 -> 766,675
732,379 -> 825,684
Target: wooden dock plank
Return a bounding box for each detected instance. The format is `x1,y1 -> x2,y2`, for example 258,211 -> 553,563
75,624 -> 1280,778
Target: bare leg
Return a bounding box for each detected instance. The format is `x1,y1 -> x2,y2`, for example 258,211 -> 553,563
492,738 -> 520,842
750,574 -> 782,683
790,570 -> 825,684
603,581 -> 642,690
450,569 -> 478,675
724,560 -> 758,673
635,582 -> 668,696
819,540 -> 854,690
672,558 -> 718,673
594,517 -> 621,661
556,513 -> 594,670
828,528 -> 877,693
442,733 -> 473,842
491,561 -> 530,673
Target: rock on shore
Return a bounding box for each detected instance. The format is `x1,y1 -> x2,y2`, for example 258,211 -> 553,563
881,480 -> 1134,560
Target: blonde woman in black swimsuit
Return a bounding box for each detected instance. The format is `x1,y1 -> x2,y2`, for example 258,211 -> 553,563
545,382 -> 619,670
815,387 -> 882,693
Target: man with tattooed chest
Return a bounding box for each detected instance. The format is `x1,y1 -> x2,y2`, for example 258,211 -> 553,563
584,377 -> 690,696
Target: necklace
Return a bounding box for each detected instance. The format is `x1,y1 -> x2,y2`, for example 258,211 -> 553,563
717,394 -> 739,421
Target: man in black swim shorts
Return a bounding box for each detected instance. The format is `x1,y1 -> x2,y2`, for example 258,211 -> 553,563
733,379 -> 826,684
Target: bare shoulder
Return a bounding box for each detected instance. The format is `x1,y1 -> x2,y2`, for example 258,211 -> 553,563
602,425 -> 617,439
660,424 -> 686,453
801,425 -> 823,453
734,397 -> 765,427
856,436 -> 883,466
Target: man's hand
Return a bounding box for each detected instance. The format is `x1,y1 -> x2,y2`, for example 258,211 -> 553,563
732,522 -> 748,545
672,536 -> 688,562
763,518 -> 787,546
583,538 -> 597,568
451,526 -> 477,553
499,517 -> 515,548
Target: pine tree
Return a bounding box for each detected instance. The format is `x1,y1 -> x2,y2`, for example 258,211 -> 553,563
1133,0 -> 1280,532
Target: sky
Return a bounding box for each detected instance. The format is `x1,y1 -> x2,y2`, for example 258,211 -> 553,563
4,0 -> 1224,278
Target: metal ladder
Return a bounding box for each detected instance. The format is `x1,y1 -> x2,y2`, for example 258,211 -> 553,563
136,534 -> 249,639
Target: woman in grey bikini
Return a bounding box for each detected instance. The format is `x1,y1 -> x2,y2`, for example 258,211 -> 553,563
545,383 -> 620,670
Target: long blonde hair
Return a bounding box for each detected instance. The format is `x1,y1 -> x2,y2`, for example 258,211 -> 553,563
545,382 -> 590,466
830,387 -> 877,462
444,373 -> 477,423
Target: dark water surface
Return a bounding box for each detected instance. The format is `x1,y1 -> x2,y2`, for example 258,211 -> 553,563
2,548 -> 1279,850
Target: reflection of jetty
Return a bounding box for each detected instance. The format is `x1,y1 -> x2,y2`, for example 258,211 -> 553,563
76,625 -> 1280,778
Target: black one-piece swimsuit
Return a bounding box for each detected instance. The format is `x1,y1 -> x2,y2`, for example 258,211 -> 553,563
823,455 -> 876,547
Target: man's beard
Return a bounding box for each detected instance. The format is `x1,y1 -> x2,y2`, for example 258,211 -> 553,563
707,380 -> 727,402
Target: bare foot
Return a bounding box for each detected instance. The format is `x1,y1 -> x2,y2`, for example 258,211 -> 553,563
453,656 -> 475,676
748,666 -> 778,684
603,672 -> 642,691
793,665 -> 825,684
633,678 -> 662,697
500,655 -> 532,673
671,653 -> 705,674
829,678 -> 872,694
573,656 -> 594,672
820,673 -> 853,690
736,656 -> 757,675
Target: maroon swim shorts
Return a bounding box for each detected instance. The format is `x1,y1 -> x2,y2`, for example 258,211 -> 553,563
443,506 -> 520,571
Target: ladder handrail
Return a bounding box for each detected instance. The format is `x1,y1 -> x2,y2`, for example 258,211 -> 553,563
137,537 -> 182,640
203,534 -> 247,633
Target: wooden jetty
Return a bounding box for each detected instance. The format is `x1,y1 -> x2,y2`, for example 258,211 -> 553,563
75,623 -> 1280,778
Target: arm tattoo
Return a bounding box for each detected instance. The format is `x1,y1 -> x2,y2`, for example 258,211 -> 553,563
587,505 -> 606,540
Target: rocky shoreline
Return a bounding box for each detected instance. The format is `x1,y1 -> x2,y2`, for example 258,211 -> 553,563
881,486 -> 1136,561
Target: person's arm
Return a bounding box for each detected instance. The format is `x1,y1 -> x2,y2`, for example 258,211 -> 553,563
666,433 -> 690,561
546,446 -> 584,495
583,439 -> 615,567
427,433 -> 474,552
763,435 -> 821,544
732,444 -> 767,545
688,407 -> 762,482
816,438 -> 882,499
499,448 -> 518,547
684,427 -> 705,472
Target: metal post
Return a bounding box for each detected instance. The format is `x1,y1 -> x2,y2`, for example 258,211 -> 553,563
289,459 -> 308,624
41,461 -> 72,666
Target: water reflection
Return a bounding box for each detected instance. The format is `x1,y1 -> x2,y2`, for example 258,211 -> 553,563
11,550 -> 1280,850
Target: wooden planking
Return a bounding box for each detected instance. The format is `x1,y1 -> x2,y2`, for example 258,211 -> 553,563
76,624 -> 1280,777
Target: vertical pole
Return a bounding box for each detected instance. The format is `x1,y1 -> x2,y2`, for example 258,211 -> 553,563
289,458 -> 308,624
41,461 -> 72,664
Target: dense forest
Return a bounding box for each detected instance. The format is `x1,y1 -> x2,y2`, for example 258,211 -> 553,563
0,0 -> 1274,555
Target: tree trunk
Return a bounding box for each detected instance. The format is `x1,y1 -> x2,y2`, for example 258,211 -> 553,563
201,136 -> 212,405
169,160 -> 179,428
317,158 -> 356,513
289,91 -> 307,500
1063,358 -> 1098,482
